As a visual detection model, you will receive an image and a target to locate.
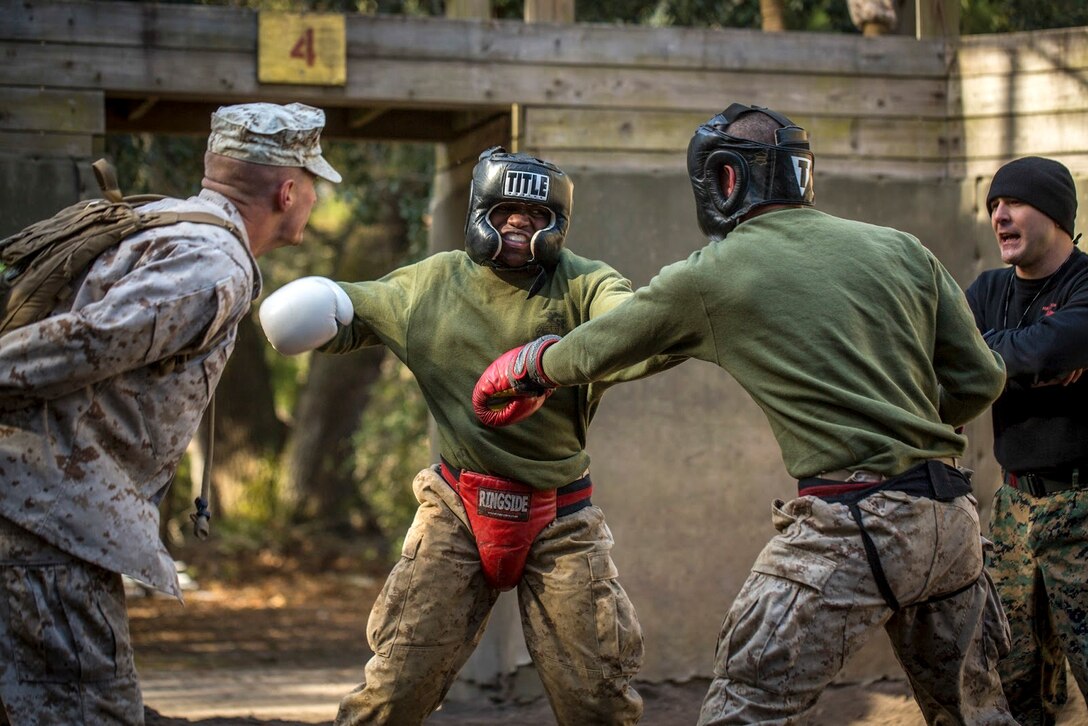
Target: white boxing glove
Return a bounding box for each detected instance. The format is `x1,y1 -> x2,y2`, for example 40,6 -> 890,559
259,276 -> 354,355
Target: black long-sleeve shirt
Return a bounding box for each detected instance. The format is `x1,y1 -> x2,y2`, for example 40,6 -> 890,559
966,248 -> 1088,473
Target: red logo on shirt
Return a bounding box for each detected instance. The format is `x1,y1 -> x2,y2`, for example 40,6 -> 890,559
1042,303 -> 1058,316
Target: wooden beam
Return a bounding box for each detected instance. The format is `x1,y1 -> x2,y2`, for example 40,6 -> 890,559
1,0 -> 949,77
0,130 -> 97,156
522,107 -> 953,161
539,149 -> 951,178
0,42 -> 950,118
0,87 -> 104,134
954,29 -> 1088,76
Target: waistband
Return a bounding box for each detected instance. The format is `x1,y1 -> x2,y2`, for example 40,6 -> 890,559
798,459 -> 970,504
799,460 -> 973,613
439,458 -> 593,517
1005,468 -> 1084,497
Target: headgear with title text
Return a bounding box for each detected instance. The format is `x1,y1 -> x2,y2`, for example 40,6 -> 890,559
464,146 -> 573,271
687,103 -> 815,240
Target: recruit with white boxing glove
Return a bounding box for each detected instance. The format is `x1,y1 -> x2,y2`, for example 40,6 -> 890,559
258,276 -> 354,355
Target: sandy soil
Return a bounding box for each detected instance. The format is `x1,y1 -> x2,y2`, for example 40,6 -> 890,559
133,539 -> 1088,725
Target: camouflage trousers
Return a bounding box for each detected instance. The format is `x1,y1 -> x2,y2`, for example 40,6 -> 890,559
0,516 -> 142,726
335,466 -> 644,726
699,491 -> 1015,725
988,484 -> 1088,726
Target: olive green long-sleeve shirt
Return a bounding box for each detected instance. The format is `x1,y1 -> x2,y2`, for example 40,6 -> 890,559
541,208 -> 1006,479
323,249 -> 682,490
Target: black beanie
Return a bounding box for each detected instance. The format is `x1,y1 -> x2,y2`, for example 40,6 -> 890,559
987,156 -> 1078,238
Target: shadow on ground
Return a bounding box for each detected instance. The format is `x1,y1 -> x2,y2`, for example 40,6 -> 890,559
133,538 -> 1088,725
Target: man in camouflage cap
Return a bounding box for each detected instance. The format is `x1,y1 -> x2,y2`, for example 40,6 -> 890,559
0,101 -> 339,724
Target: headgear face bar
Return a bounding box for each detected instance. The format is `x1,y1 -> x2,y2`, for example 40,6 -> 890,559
687,103 -> 815,240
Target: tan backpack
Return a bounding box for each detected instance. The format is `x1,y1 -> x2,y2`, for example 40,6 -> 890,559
0,158 -> 242,334
0,159 -> 243,540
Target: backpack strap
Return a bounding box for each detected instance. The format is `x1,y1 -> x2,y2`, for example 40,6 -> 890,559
136,210 -> 244,245
132,210 -> 242,543
92,159 -> 124,204
92,157 -> 244,243
133,209 -> 244,543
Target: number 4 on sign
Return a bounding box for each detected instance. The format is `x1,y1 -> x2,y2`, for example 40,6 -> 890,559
290,28 -> 315,67
257,11 -> 345,86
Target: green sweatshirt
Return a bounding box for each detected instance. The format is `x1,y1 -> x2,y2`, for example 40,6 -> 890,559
323,249 -> 681,490
542,208 -> 1006,479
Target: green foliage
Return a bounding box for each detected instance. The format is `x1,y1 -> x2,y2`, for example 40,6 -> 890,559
513,0 -> 1085,32
105,134 -> 204,198
176,0 -> 444,15
121,0 -> 1088,32
161,451 -> 285,546
174,0 -> 855,29
571,0 -> 852,31
181,0 -> 374,11
323,140 -> 435,263
961,0 -> 1088,33
229,455 -> 286,523
352,357 -> 430,556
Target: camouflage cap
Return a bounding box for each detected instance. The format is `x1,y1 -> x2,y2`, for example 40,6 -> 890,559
207,102 -> 341,183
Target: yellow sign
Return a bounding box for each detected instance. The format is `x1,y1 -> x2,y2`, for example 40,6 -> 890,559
258,12 -> 346,86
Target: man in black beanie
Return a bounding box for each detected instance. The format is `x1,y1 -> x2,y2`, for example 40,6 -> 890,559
966,156 -> 1087,726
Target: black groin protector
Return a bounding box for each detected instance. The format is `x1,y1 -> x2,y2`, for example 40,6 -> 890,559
465,147 -> 573,270
687,104 -> 815,240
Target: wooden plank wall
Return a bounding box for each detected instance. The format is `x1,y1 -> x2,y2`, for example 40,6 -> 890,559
518,29 -> 953,178
952,28 -> 1088,180
0,0 -> 1085,181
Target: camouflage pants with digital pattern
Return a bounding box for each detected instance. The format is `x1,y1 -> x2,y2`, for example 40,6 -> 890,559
335,466 -> 644,726
988,484 -> 1088,726
0,516 -> 142,726
698,491 -> 1015,725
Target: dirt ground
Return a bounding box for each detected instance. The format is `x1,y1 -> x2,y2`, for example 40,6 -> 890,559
133,538 -> 1088,726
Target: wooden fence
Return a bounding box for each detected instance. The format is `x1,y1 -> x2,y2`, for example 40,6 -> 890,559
1,0 -> 1085,190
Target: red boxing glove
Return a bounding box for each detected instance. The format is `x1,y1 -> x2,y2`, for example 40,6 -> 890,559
473,335 -> 561,427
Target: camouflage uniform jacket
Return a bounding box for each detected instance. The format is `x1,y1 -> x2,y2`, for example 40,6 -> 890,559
0,189 -> 260,597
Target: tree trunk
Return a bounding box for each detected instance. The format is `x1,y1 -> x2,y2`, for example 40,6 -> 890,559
760,0 -> 787,31
279,196 -> 411,529
280,346 -> 387,527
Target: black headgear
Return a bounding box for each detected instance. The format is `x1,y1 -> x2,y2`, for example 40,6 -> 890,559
687,103 -> 815,240
464,147 -> 574,270
987,156 -> 1078,239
